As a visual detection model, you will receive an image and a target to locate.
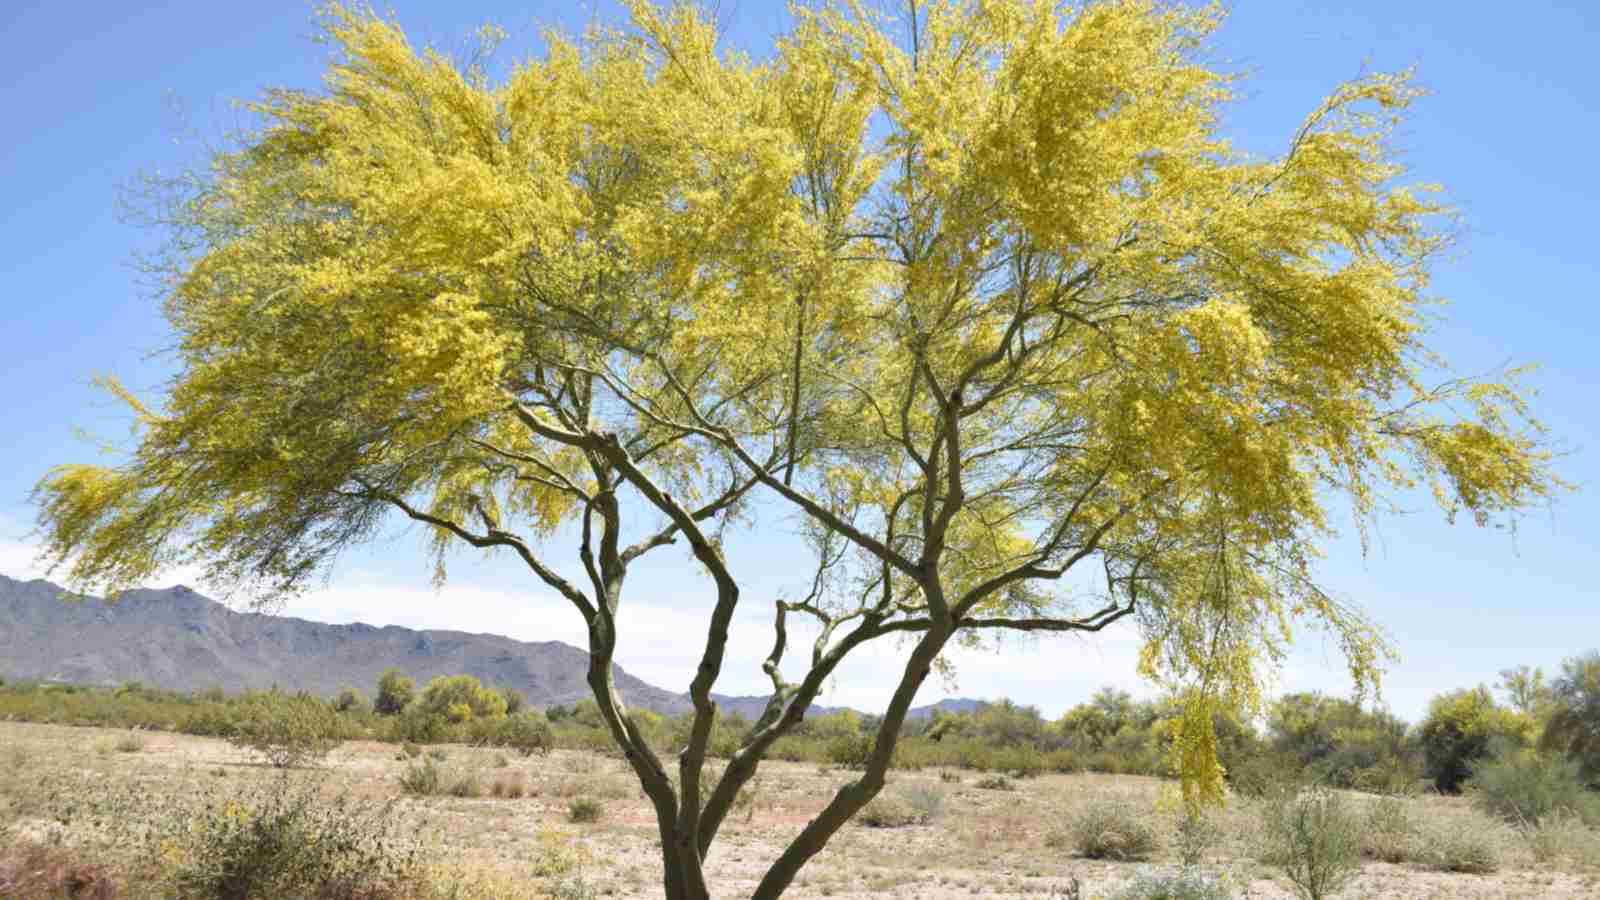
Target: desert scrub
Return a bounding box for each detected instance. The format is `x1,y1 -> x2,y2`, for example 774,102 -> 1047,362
1418,821 -> 1500,874
113,731 -> 146,753
1468,749 -> 1600,826
45,776 -> 430,899
399,757 -> 444,796
1360,796 -> 1417,863
568,797 -> 604,823
225,693 -> 343,768
1109,868 -> 1236,900
1066,797 -> 1159,861
446,768 -> 484,798
489,772 -> 529,799
1519,810 -> 1590,864
858,792 -> 933,828
900,783 -> 946,822
975,774 -> 1015,791
1257,785 -> 1362,900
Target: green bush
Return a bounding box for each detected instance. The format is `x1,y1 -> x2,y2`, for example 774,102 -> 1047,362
1257,786 -> 1362,900
113,732 -> 147,753
1542,651 -> 1600,786
1417,687 -> 1531,794
827,733 -> 873,769
446,769 -> 483,798
1066,798 -> 1158,861
155,783 -> 425,899
975,774 -> 1014,791
374,668 -> 415,716
568,797 -> 604,823
1469,749 -> 1600,827
1360,796 -> 1417,863
398,758 -> 444,796
1173,805 -> 1221,867
858,794 -> 922,828
1418,823 -> 1499,874
1226,751 -> 1302,799
1110,869 -> 1235,900
226,693 -> 343,768
489,712 -> 554,756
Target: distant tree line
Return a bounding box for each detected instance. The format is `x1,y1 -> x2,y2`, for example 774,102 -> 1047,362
2,650 -> 1596,796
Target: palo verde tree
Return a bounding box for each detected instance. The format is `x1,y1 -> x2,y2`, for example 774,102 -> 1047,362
33,2 -> 1564,898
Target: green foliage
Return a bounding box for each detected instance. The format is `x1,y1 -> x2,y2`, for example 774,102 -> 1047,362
1066,798 -> 1159,861
375,669 -> 414,716
857,794 -> 922,828
1172,803 -> 1221,867
567,798 -> 603,824
1257,785 -> 1362,900
398,758 -> 443,796
1541,651 -> 1600,786
1468,748 -> 1600,827
417,675 -> 507,724
226,693 -> 343,768
113,732 -> 146,753
332,686 -> 367,713
1109,869 -> 1236,900
1417,687 -> 1532,793
489,712 -> 554,756
827,733 -> 873,769
1266,693 -> 1411,789
1361,796 -> 1417,863
1226,751 -> 1303,800
501,688 -> 525,716
1417,823 -> 1500,874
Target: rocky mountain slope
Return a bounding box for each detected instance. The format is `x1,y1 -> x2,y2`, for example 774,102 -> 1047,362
0,574 -> 981,720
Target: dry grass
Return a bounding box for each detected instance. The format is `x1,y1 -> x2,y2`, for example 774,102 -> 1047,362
2,721 -> 1597,899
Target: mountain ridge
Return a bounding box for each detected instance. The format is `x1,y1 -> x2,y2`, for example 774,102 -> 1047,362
0,574 -> 980,721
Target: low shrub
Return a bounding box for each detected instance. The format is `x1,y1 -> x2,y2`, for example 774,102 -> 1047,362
858,794 -> 922,828
1173,805 -> 1221,867
568,797 -> 604,824
491,712 -> 555,756
938,769 -> 962,784
226,694 -> 343,768
1469,750 -> 1600,827
827,733 -> 873,769
900,784 -> 946,822
113,732 -> 146,753
1361,796 -> 1417,864
399,758 -> 444,796
489,773 -> 529,799
1418,823 -> 1500,874
1257,786 -> 1362,900
1110,868 -> 1235,900
975,775 -> 1014,791
1520,810 -> 1589,864
1227,752 -> 1302,800
1067,798 -> 1159,861
446,769 -> 483,798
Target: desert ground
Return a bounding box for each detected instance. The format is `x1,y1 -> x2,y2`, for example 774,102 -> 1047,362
2,720 -> 1596,899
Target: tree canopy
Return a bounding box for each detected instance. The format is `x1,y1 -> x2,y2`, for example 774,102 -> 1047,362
33,2 -> 1564,897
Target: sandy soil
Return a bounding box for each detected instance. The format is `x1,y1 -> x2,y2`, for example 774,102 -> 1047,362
2,721 -> 1596,899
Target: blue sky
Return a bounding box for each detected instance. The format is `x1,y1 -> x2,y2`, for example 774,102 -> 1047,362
1,1 -> 1595,723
